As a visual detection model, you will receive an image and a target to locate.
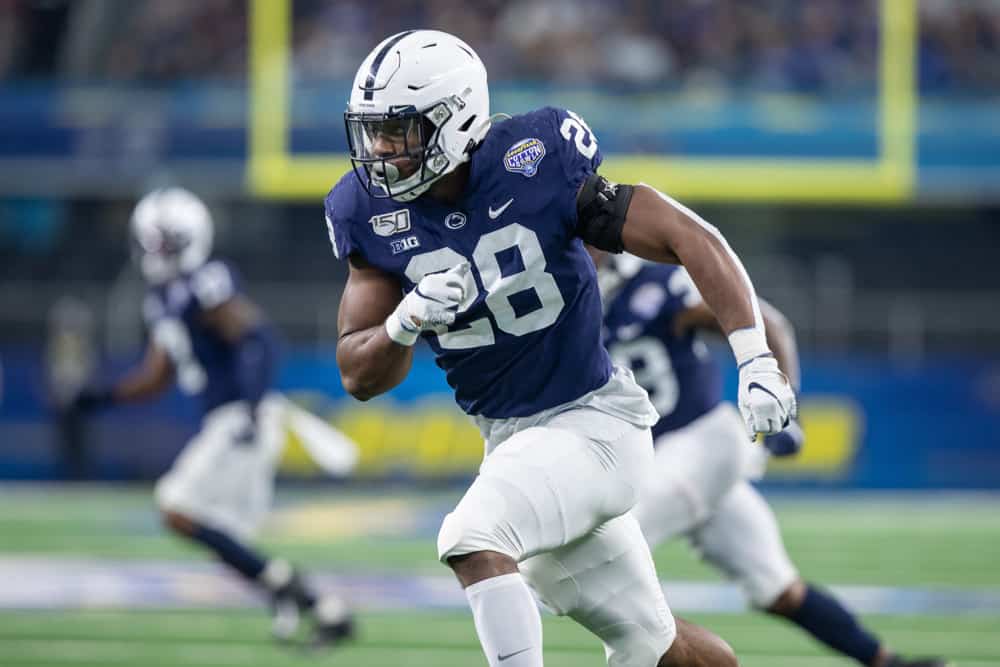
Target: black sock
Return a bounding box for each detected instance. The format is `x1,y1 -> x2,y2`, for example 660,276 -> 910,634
785,584 -> 882,666
188,522 -> 268,581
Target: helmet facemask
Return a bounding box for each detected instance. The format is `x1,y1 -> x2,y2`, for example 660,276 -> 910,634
345,100 -> 459,202
129,188 -> 213,284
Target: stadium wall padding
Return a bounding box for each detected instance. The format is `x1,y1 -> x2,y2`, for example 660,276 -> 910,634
1,346 -> 998,488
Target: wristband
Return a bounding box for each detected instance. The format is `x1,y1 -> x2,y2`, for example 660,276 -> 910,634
385,309 -> 420,346
728,327 -> 770,367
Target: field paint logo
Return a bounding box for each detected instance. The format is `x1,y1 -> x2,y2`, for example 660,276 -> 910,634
444,212 -> 467,230
504,138 -> 546,177
370,209 -> 411,237
391,235 -> 420,254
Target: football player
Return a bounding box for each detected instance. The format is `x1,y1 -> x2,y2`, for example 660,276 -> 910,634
72,188 -> 354,647
326,30 -> 797,667
596,251 -> 950,667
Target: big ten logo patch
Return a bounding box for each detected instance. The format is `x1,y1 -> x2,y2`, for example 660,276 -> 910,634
391,235 -> 421,254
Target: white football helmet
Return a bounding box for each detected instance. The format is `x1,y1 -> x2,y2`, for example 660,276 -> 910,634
345,30 -> 491,202
130,187 -> 213,284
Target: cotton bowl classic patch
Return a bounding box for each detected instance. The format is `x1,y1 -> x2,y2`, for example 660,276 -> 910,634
504,138 -> 546,177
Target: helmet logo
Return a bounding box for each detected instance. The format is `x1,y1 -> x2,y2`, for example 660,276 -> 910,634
444,212 -> 467,230
504,138 -> 546,178
362,30 -> 416,100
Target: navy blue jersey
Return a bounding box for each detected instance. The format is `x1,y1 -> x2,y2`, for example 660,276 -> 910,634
602,262 -> 722,437
325,107 -> 613,418
143,259 -> 278,416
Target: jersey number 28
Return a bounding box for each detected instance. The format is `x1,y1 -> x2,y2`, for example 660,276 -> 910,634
404,223 -> 565,349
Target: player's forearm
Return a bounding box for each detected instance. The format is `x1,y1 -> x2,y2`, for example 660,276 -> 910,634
337,325 -> 414,401
111,365 -> 173,404
761,300 -> 801,391
670,232 -> 757,335
624,186 -> 767,362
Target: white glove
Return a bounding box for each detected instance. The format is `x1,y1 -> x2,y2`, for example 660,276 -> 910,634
737,355 -> 797,440
385,262 -> 471,346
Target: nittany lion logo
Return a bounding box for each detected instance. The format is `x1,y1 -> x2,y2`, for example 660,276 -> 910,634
504,138 -> 546,177
444,212 -> 467,230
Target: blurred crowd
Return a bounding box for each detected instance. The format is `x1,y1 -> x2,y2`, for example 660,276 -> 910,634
1,0 -> 999,91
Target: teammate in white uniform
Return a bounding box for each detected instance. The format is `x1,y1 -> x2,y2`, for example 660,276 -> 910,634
596,252 -> 951,667
326,30 -> 797,666
73,188 -> 353,646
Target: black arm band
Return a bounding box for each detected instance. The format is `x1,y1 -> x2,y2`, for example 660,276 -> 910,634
575,173 -> 634,253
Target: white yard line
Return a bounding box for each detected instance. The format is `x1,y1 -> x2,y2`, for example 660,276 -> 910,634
2,557 -> 1000,615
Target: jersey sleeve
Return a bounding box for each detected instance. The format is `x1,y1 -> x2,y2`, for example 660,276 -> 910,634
324,173 -> 363,261
543,107 -> 604,225
190,260 -> 238,310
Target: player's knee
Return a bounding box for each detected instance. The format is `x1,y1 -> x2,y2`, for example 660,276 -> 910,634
765,578 -> 807,617
437,507 -> 520,580
446,550 -> 518,588
436,484 -> 524,566
161,509 -> 196,536
598,624 -> 677,667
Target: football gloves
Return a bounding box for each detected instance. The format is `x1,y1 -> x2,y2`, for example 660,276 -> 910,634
385,262 -> 472,346
737,355 -> 797,440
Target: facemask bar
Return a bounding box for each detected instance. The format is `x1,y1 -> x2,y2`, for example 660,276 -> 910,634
345,102 -> 453,199
131,222 -> 193,282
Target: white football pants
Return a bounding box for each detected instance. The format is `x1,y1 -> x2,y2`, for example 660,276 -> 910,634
631,402 -> 798,607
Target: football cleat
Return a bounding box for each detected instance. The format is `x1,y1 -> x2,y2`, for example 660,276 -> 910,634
268,569 -> 313,642
308,594 -> 356,649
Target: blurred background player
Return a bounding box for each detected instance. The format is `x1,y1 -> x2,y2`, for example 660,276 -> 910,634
72,187 -> 354,647
594,250 -> 950,667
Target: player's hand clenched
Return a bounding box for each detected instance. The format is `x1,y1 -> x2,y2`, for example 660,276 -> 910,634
385,263 -> 472,346
763,418 -> 804,457
737,355 -> 797,440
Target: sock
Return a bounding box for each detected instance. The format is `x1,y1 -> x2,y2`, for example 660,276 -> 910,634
188,522 -> 268,581
465,572 -> 543,667
259,558 -> 317,608
786,584 -> 881,666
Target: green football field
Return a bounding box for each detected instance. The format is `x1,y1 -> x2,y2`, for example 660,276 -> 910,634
1,485 -> 998,666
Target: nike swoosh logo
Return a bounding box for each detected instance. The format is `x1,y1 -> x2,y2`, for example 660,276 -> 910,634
488,198 -> 514,219
498,647 -> 532,661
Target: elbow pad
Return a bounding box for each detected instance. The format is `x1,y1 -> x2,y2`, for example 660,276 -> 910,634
575,173 -> 634,253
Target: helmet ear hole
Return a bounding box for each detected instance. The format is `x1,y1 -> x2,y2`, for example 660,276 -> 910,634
458,115 -> 476,133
